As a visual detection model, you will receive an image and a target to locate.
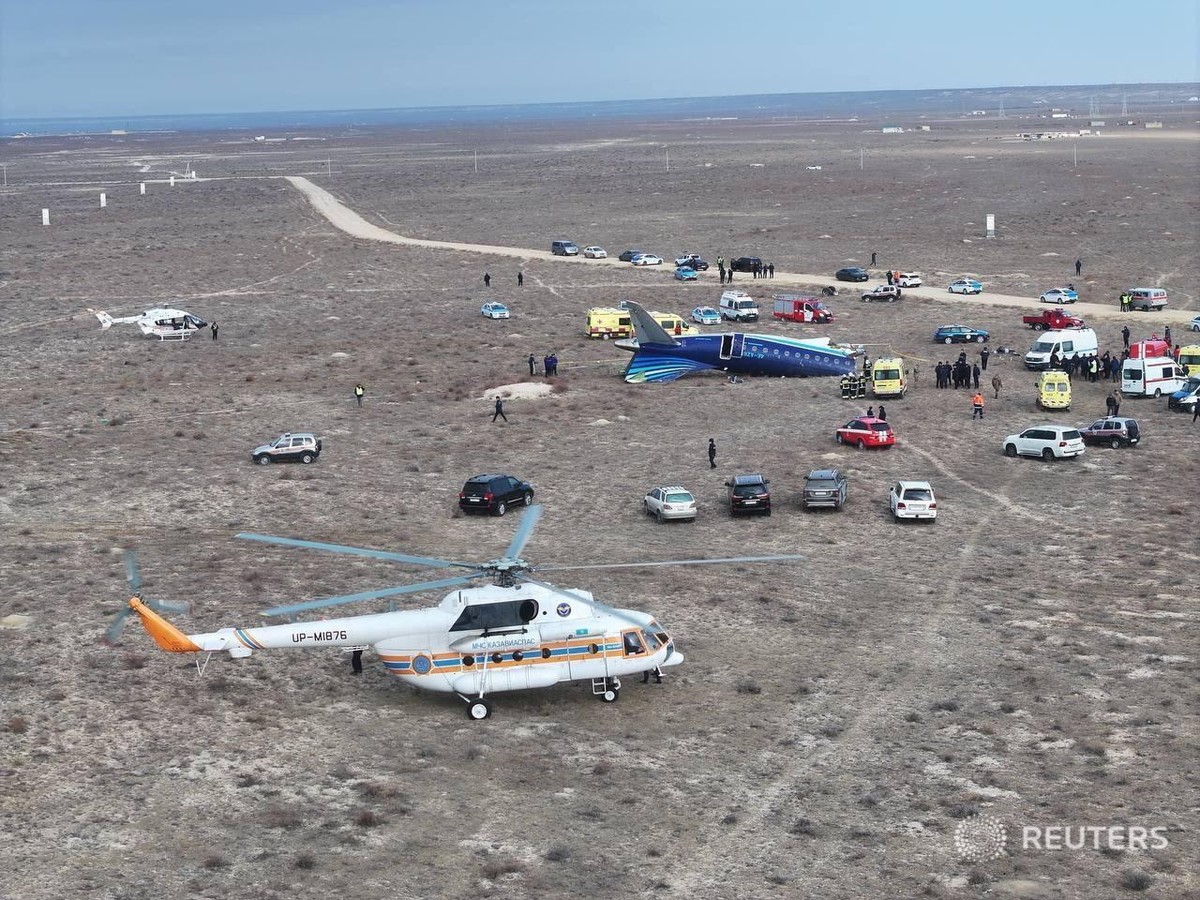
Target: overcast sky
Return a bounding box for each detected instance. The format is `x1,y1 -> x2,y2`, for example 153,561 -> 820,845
2,0 -> 1197,119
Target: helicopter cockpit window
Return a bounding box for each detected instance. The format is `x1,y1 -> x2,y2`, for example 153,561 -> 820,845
451,598 -> 538,632
623,631 -> 645,655
643,625 -> 666,650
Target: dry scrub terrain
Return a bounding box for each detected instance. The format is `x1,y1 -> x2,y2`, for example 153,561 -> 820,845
0,114 -> 1197,900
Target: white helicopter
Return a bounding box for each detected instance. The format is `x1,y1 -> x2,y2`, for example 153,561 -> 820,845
125,505 -> 804,720
89,307 -> 208,340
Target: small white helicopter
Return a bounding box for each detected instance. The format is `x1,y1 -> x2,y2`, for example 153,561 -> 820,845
125,506 -> 804,719
89,307 -> 208,340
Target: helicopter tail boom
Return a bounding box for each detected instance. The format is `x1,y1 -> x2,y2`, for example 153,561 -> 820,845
128,598 -> 202,653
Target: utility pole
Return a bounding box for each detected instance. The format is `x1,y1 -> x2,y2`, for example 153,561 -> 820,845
665,147 -> 669,173
327,158 -> 331,176
860,148 -> 864,170
474,148 -> 478,174
1073,143 -> 1078,168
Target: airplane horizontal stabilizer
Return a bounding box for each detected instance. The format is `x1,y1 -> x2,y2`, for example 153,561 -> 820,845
623,351 -> 716,383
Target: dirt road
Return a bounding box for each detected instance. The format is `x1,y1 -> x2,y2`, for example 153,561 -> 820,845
286,175 -> 1182,327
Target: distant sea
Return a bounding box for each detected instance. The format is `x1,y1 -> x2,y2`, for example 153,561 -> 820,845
4,84 -> 1197,137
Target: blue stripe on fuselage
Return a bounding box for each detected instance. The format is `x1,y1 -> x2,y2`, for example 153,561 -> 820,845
625,335 -> 855,383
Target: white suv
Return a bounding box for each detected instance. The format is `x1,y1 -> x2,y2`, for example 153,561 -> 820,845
896,272 -> 923,288
889,480 -> 937,521
644,485 -> 697,523
252,432 -> 322,465
1002,425 -> 1085,460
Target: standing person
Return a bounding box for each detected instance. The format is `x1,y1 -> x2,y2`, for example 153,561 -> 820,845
707,438 -> 717,469
517,271 -> 524,287
642,666 -> 663,684
877,404 -> 887,421
716,255 -> 724,271
972,391 -> 985,419
528,353 -> 536,376
1194,401 -> 1199,424
542,354 -> 551,378
866,405 -> 875,418
1105,393 -> 1116,416
1075,258 -> 1082,276
547,352 -> 558,376
768,263 -> 775,278
886,270 -> 894,285
1164,325 -> 1172,347
351,648 -> 363,675
980,346 -> 990,371
1111,389 -> 1122,417
719,266 -> 726,285
991,374 -> 1003,399
1122,325 -> 1131,348
210,321 -> 219,341
483,272 -> 491,288
972,363 -> 982,389
492,397 -> 508,423
354,383 -> 365,407
870,251 -> 877,266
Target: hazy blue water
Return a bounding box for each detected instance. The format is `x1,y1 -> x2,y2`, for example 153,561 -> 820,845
3,84 -> 1195,136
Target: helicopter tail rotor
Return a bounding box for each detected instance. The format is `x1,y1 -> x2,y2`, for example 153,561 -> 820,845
104,550 -> 191,645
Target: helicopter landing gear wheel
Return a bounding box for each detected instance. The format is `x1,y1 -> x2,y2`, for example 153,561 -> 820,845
600,686 -> 619,703
467,697 -> 492,720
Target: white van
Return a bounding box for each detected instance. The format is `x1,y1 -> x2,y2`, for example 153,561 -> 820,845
719,290 -> 760,323
1024,328 -> 1098,370
1126,287 -> 1168,311
1121,356 -> 1188,398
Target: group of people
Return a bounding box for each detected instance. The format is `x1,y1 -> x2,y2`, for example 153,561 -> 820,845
528,352 -> 558,377
935,353 -> 981,390
714,256 -> 775,285
1050,350 -> 1120,383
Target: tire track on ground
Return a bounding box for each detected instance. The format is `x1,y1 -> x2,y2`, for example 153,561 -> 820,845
658,463 -> 1026,897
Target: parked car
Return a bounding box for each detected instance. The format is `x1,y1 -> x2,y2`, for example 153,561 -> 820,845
675,254 -> 710,270
836,266 -> 870,282
582,246 -> 608,259
1040,288 -> 1079,305
1190,314 -> 1200,332
862,285 -> 902,303
643,485 -> 697,523
674,267 -> 699,282
948,278 -> 983,295
480,301 -> 510,319
692,306 -> 721,325
631,254 -> 664,266
252,432 -> 322,465
1001,425 -> 1085,460
618,249 -> 644,262
889,481 -> 937,521
934,324 -> 990,344
835,416 -> 895,449
730,256 -> 763,273
895,272 -> 923,287
803,469 -> 847,510
725,474 -> 771,516
550,240 -> 579,256
458,473 -> 535,516
1168,376 -> 1200,412
1079,417 -> 1141,449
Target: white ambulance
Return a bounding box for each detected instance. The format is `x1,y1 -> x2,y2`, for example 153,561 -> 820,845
1120,356 -> 1188,398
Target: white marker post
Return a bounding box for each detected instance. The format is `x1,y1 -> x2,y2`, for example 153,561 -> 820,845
140,182 -> 146,195
986,214 -> 996,238
170,176 -> 175,186
99,193 -> 107,208
42,208 -> 50,226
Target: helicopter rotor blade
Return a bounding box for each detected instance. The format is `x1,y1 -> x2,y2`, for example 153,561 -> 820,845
237,533 -> 475,570
124,550 -> 143,594
503,504 -> 543,561
103,606 -> 134,645
536,553 -> 807,572
261,573 -> 484,618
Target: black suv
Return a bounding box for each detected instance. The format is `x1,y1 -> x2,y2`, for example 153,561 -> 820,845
730,256 -> 763,273
458,474 -> 535,516
725,474 -> 771,517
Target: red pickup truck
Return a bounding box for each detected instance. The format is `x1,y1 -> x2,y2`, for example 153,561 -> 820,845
1023,309 -> 1084,330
